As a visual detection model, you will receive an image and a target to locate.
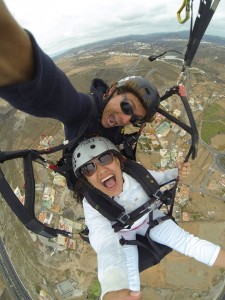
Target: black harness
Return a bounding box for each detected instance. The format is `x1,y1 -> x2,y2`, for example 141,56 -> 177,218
184,0 -> 221,68
78,159 -> 178,272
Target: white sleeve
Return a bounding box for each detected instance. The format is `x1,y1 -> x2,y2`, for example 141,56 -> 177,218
149,168 -> 178,185
149,218 -> 221,266
83,198 -> 130,298
148,169 -> 220,266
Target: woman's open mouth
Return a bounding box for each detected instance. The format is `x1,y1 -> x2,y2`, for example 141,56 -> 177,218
101,174 -> 117,189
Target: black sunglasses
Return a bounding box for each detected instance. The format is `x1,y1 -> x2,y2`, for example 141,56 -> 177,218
120,93 -> 145,126
81,152 -> 114,177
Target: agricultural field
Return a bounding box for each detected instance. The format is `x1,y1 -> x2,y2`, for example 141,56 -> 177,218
201,102 -> 225,149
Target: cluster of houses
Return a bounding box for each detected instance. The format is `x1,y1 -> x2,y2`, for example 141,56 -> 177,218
138,110 -> 187,169
207,173 -> 225,197
14,176 -> 83,251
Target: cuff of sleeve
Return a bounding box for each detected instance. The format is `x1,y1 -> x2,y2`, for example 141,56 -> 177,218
209,245 -> 221,266
100,268 -> 129,299
171,168 -> 179,178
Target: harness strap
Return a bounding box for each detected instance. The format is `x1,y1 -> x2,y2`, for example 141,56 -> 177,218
122,132 -> 140,160
124,159 -> 161,196
80,184 -> 129,223
0,167 -> 71,238
120,236 -> 161,264
0,148 -> 73,238
184,0 -> 221,67
119,211 -> 174,264
112,181 -> 178,232
159,84 -> 198,161
81,159 -> 178,232
113,198 -> 163,232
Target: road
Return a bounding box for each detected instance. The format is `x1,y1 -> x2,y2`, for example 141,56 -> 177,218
0,238 -> 33,300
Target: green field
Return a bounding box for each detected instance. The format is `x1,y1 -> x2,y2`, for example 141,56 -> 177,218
201,102 -> 225,144
88,279 -> 101,299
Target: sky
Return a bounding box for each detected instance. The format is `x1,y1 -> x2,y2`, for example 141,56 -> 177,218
4,0 -> 225,56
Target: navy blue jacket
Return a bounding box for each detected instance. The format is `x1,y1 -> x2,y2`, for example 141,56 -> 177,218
0,31 -> 125,146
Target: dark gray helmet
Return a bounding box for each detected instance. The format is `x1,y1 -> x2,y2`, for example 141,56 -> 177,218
116,76 -> 160,122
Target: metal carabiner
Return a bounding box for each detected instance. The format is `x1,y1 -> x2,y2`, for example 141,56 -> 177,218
177,0 -> 191,24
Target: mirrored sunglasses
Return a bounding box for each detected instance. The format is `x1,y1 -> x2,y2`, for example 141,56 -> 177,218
81,152 -> 114,177
120,93 -> 145,126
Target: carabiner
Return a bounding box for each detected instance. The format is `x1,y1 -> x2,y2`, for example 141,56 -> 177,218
177,0 -> 190,24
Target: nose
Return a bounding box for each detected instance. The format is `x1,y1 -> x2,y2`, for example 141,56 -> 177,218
95,163 -> 109,178
95,162 -> 108,173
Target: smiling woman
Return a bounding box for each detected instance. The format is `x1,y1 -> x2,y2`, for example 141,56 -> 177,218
72,136 -> 225,300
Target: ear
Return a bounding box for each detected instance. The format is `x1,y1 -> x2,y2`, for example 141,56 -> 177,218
103,85 -> 117,102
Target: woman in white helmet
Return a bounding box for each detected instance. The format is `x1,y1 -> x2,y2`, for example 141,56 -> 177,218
72,136 -> 225,300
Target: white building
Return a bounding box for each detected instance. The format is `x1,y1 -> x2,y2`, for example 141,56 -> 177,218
43,186 -> 55,202
173,109 -> 181,118
159,149 -> 168,158
53,173 -> 66,187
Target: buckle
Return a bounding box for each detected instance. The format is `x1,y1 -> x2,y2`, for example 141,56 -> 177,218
119,237 -> 128,245
117,212 -> 130,225
153,189 -> 163,199
148,218 -> 163,228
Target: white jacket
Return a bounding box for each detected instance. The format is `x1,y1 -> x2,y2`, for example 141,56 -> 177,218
83,168 -> 220,297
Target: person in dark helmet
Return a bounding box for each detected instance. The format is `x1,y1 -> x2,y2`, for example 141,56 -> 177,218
72,136 -> 225,300
0,1 -> 159,160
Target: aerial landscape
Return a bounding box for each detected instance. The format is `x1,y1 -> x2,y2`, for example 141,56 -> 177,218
0,30 -> 225,300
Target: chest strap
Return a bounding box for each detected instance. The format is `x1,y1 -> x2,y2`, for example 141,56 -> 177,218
112,182 -> 176,232
119,211 -> 175,264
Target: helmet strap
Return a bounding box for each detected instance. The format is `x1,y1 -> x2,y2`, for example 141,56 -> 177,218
102,86 -> 117,110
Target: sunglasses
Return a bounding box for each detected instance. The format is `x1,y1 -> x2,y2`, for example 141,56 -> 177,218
81,152 -> 114,177
120,93 -> 145,126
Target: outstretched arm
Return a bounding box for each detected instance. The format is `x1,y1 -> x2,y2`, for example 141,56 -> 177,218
0,0 -> 35,86
0,0 -> 91,128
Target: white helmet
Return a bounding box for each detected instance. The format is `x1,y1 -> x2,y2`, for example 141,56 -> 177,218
72,136 -> 120,176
